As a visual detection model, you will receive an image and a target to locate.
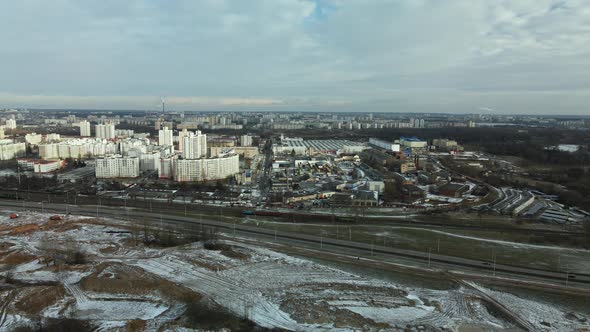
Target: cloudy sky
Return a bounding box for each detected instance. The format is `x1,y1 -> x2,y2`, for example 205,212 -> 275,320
0,0 -> 589,114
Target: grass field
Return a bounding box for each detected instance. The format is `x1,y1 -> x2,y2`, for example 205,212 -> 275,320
234,216 -> 590,274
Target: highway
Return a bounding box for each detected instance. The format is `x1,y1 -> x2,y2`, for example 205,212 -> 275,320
1,199 -> 589,290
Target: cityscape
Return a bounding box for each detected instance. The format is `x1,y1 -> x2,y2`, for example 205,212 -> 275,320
1,108 -> 589,331
1,1 -> 590,332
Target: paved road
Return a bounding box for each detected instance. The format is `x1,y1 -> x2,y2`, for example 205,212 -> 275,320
1,199 -> 589,289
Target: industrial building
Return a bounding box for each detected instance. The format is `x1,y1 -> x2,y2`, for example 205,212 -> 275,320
369,138 -> 401,152
273,137 -> 367,155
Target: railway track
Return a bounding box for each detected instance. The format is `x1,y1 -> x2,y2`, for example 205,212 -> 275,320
2,199 -> 589,289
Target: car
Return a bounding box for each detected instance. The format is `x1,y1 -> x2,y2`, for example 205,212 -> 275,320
9,213 -> 19,219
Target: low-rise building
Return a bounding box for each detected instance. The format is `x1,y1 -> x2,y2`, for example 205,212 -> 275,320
18,158 -> 64,173
210,146 -> 258,159
438,182 -> 470,198
369,138 -> 401,152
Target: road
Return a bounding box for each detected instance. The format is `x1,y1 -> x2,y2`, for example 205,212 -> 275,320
1,199 -> 589,290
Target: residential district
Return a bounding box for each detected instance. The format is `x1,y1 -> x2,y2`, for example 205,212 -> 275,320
2,108 -> 590,331
0,108 -> 589,225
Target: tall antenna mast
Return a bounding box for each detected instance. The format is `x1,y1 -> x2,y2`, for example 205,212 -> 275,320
161,97 -> 166,114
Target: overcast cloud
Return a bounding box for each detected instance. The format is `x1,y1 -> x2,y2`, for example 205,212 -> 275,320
0,0 -> 589,114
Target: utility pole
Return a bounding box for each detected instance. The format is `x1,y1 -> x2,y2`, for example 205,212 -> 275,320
493,254 -> 497,277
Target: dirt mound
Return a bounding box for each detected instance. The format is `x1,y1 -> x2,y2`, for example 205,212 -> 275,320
126,319 -> 147,332
14,285 -> 66,315
98,245 -> 119,254
0,242 -> 15,251
46,219 -> 80,232
0,251 -> 36,264
281,297 -> 389,329
80,262 -> 201,303
220,247 -> 250,260
10,224 -> 40,235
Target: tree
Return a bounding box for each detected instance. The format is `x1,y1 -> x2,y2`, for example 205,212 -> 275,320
584,220 -> 590,247
383,179 -> 403,203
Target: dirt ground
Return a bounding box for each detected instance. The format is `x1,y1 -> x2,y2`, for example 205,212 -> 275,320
79,262 -> 202,304
13,285 -> 66,316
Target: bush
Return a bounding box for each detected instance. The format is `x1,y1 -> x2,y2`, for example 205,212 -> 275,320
66,251 -> 87,265
183,300 -> 259,331
41,318 -> 91,332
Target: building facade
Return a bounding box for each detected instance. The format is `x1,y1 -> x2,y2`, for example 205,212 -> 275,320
0,140 -> 26,160
95,124 -> 116,140
79,120 -> 91,137
95,156 -> 140,178
174,153 -> 239,182
158,126 -> 174,147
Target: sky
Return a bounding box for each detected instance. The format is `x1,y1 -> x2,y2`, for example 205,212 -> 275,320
0,0 -> 589,114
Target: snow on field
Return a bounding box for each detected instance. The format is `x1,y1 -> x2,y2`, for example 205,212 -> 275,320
468,282 -> 590,331
2,210 -> 590,331
131,242 -> 525,330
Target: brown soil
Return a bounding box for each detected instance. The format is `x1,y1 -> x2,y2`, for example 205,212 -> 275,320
186,257 -> 225,271
10,224 -> 40,235
46,221 -> 80,232
280,297 -> 389,329
0,251 -> 36,265
299,282 -> 407,297
126,319 -> 147,332
13,285 -> 66,315
80,262 -> 201,303
221,247 -> 250,260
0,242 -> 15,251
99,245 -> 119,254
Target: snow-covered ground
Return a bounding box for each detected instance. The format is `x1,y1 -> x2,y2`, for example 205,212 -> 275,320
1,210 -> 589,331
